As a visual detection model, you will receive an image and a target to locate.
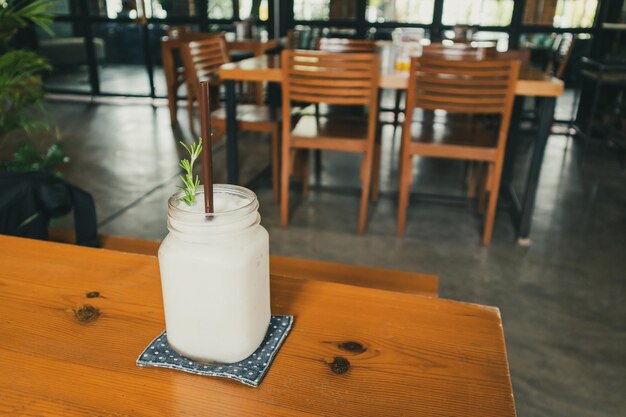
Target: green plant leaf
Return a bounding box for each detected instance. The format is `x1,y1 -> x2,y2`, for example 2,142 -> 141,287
177,138 -> 203,206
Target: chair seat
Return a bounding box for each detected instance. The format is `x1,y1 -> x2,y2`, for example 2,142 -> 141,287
290,115 -> 370,152
407,118 -> 499,161
410,118 -> 498,147
292,115 -> 368,138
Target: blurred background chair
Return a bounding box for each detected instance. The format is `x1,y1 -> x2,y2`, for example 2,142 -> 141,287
371,42 -> 498,201
397,57 -> 520,245
281,50 -> 380,234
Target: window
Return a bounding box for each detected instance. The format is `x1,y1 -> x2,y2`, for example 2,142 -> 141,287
208,0 -> 233,19
524,0 -> 598,28
294,0 -> 357,21
554,0 -> 598,28
146,0 -> 197,19
442,0 -> 514,26
239,0 -> 269,21
294,0 -> 329,20
366,0 -> 435,24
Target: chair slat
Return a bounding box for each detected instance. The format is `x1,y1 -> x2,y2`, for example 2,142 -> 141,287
397,55 -> 520,245
416,67 -> 512,77
415,85 -> 508,96
290,94 -> 371,105
416,76 -> 510,87
289,85 -> 370,97
288,77 -> 373,88
412,102 -> 506,113
287,69 -> 373,79
414,95 -> 507,105
317,38 -> 377,53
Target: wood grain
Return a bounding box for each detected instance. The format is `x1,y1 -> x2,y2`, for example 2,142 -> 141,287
0,235 -> 515,416
47,230 -> 438,297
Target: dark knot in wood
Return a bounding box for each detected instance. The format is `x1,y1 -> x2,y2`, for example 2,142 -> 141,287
86,291 -> 100,298
339,341 -> 366,353
329,356 -> 350,374
73,304 -> 100,323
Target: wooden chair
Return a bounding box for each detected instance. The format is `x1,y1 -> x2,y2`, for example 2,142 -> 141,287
370,42 -> 500,202
397,57 -> 520,245
281,50 -> 380,234
181,37 -> 280,202
163,30 -> 225,115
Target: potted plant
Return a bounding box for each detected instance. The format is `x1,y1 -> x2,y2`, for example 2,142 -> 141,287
0,0 -> 97,246
0,0 -> 67,174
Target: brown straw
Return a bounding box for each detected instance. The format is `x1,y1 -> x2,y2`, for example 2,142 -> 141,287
199,81 -> 214,214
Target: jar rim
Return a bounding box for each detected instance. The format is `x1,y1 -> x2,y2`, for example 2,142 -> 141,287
167,184 -> 257,218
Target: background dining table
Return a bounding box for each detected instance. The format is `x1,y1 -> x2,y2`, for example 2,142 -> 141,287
0,235 -> 515,416
219,54 -> 564,246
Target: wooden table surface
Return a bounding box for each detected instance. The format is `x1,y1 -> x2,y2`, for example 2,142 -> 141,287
0,235 -> 516,416
220,54 -> 564,97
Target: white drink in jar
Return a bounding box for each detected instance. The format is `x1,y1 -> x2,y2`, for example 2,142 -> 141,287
158,185 -> 271,363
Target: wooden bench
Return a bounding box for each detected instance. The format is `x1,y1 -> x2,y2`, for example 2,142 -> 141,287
48,229 -> 438,297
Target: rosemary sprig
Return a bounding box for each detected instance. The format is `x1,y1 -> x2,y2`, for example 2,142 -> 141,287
177,138 -> 203,206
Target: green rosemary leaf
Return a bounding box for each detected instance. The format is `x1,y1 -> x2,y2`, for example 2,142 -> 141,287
177,138 -> 204,206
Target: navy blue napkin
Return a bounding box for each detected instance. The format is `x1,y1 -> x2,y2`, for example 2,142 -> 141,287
137,315 -> 293,387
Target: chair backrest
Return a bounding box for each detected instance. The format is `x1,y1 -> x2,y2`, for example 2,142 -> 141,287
282,50 -> 379,107
316,38 -> 377,53
405,57 -> 520,136
181,37 -> 230,85
423,43 -> 496,60
281,50 -> 380,138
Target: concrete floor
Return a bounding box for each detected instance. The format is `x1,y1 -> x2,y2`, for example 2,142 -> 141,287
45,98 -> 625,417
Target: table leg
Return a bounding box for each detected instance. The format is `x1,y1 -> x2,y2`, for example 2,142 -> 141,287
267,82 -> 281,110
161,42 -> 177,125
517,96 -> 556,246
502,97 -> 524,185
225,80 -> 239,184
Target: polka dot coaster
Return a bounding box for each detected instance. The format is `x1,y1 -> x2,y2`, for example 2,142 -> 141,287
136,315 -> 293,387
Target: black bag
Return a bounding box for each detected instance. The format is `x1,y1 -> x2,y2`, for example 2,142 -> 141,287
0,171 -> 99,247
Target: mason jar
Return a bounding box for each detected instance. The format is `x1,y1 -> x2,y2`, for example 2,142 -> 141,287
158,184 -> 271,363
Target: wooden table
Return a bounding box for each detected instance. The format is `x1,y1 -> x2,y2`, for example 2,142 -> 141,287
220,55 -> 564,245
161,36 -> 279,125
0,235 -> 516,416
